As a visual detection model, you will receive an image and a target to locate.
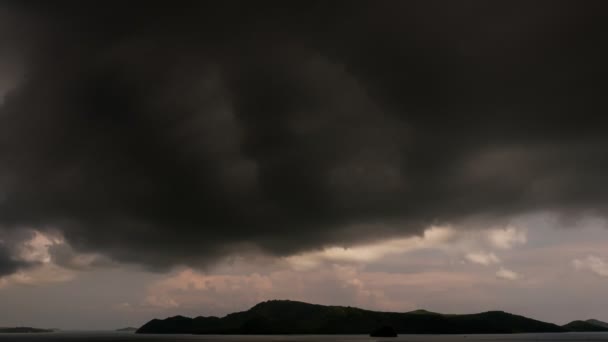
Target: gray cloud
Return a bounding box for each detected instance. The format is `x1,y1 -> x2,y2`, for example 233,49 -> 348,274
0,1 -> 607,272
0,241 -> 32,276
0,243 -> 21,276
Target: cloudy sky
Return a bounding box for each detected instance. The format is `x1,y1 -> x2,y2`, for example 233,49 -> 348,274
1,0 -> 608,330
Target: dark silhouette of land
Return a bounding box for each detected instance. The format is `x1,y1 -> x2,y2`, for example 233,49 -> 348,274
370,325 -> 398,337
0,327 -> 54,333
115,327 -> 138,332
563,320 -> 608,332
137,299 -> 590,335
586,319 -> 608,329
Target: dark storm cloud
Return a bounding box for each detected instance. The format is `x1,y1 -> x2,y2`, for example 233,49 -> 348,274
0,243 -> 23,276
0,230 -> 39,276
0,1 -> 607,271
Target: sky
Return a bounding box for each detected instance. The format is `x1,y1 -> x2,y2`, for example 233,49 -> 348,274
1,0 -> 608,330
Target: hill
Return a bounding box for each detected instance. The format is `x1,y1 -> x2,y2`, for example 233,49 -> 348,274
137,299 -> 566,334
586,319 -> 608,329
563,320 -> 608,332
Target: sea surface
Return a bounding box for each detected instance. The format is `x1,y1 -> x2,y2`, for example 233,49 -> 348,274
1,332 -> 608,342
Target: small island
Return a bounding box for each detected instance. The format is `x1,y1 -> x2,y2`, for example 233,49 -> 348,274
0,327 -> 55,333
563,320 -> 608,332
115,327 -> 138,332
586,319 -> 608,329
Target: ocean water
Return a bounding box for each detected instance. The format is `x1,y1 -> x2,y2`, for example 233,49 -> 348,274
1,332 -> 608,342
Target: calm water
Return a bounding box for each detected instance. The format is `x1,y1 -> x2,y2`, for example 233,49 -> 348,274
1,333 -> 608,342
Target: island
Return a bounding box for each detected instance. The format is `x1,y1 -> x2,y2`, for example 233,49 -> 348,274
0,327 -> 55,333
115,327 -> 138,332
563,320 -> 608,332
137,299 -> 570,335
586,319 -> 608,329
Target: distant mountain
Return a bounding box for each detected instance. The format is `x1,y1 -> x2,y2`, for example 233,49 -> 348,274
0,327 -> 54,333
563,320 -> 608,332
586,319 -> 608,329
116,327 -> 138,332
137,299 -> 566,334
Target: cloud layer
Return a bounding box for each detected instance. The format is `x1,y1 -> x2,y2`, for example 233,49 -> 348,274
0,2 -> 607,272
1,216 -> 608,329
